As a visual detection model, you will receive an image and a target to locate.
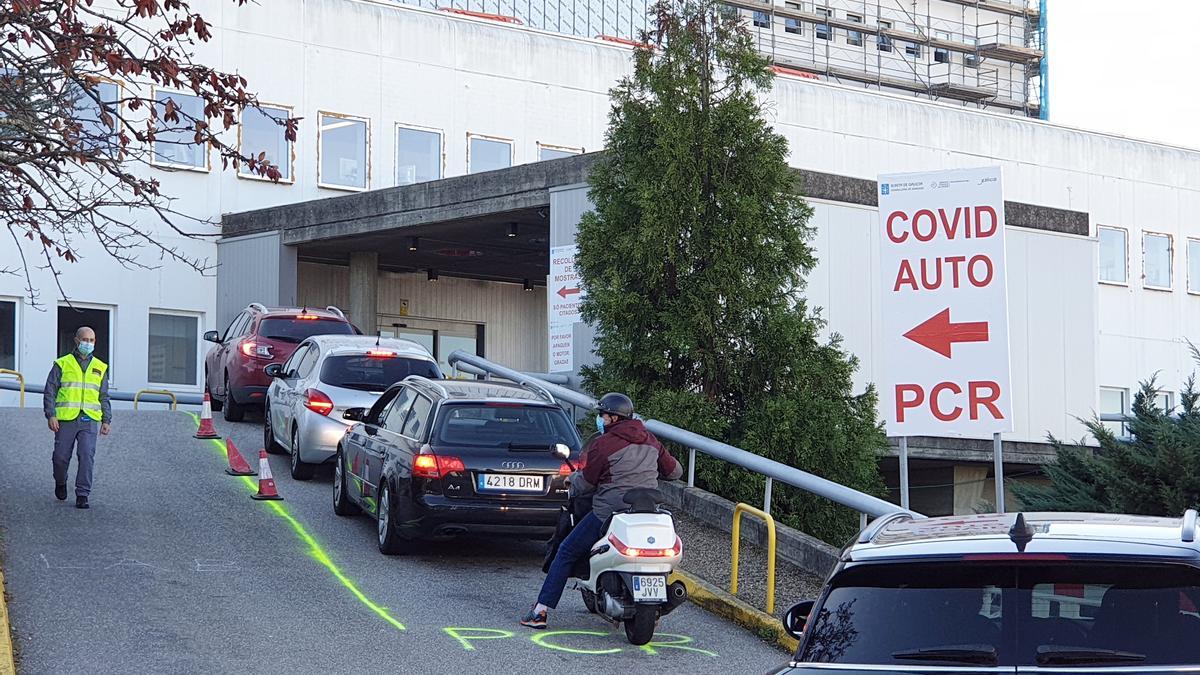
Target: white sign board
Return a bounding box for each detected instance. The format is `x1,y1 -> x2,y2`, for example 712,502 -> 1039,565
878,166 -> 1013,437
547,245 -> 586,372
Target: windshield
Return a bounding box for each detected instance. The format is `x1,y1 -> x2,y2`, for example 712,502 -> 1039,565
800,561 -> 1200,667
258,318 -> 354,343
433,404 -> 581,450
319,355 -> 440,391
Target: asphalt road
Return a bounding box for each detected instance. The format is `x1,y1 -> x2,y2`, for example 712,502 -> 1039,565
0,408 -> 785,674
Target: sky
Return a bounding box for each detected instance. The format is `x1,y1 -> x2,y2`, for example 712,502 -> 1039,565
1048,1 -> 1200,149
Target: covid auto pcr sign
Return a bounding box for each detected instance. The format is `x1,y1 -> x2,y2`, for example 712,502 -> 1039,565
879,167 -> 1013,437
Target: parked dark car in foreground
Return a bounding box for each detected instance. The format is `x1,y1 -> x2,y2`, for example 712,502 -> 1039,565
773,510 -> 1200,673
332,377 -> 584,554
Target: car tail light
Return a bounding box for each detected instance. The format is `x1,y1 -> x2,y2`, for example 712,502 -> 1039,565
413,454 -> 466,479
365,349 -> 396,358
239,340 -> 273,359
608,534 -> 682,558
295,314 -> 320,320
303,388 -> 334,416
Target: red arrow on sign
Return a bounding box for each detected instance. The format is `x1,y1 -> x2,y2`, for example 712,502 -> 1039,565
556,286 -> 580,299
903,308 -> 989,358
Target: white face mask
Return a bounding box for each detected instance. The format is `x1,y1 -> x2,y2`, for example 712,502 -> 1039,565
77,342 -> 95,356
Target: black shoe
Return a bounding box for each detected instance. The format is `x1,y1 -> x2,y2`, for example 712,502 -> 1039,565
55,483 -> 67,501
75,496 -> 89,509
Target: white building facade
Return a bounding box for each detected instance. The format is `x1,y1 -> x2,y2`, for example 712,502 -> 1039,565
1,0 -> 1196,513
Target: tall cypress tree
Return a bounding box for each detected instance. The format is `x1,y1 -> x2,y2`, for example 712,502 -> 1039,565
576,0 -> 885,543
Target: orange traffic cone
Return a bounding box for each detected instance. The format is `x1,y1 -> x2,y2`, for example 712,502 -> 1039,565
194,392 -> 220,439
250,449 -> 283,501
223,438 -> 257,477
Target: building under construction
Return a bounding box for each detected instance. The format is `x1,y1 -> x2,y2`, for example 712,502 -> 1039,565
735,0 -> 1046,117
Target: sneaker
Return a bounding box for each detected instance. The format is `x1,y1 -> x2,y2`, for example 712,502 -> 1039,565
519,606 -> 547,630
75,496 -> 89,510
55,483 -> 67,501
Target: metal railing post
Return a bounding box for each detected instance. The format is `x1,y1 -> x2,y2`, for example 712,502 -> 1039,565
687,447 -> 696,487
0,369 -> 25,408
764,476 -> 773,515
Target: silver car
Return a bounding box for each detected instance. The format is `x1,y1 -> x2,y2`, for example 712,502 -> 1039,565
263,336 -> 441,480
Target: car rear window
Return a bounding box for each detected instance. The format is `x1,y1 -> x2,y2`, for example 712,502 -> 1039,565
434,404 -> 580,450
258,318 -> 353,343
800,561 -> 1200,667
319,355 -> 440,391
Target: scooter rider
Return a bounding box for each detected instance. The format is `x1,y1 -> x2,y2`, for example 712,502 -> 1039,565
521,392 -> 683,629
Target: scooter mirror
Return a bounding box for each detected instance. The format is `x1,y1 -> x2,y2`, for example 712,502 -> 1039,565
552,443 -> 572,460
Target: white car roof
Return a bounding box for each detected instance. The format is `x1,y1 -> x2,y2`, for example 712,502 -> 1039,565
304,335 -> 436,361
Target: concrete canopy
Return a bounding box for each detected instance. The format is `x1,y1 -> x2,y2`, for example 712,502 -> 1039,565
221,153 -> 600,285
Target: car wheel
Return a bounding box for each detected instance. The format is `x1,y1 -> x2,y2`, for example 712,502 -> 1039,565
263,400 -> 284,454
376,482 -> 409,555
333,450 -> 360,517
205,372 -> 223,412
290,427 -> 315,481
222,374 -> 244,422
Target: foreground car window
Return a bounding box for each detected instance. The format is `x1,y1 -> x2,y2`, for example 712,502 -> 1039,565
435,404 -> 579,450
258,318 -> 353,343
320,356 -> 439,391
800,562 -> 1200,666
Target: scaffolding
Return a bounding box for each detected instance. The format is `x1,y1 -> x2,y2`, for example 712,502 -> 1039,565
383,0 -> 1043,116
735,0 -> 1044,115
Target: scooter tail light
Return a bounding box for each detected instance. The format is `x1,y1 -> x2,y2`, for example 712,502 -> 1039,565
607,533 -> 680,558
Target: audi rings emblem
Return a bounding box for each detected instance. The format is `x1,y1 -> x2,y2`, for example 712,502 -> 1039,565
500,461 -> 526,470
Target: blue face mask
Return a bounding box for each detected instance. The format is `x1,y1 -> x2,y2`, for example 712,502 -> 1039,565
595,415 -> 606,434
77,342 -> 95,356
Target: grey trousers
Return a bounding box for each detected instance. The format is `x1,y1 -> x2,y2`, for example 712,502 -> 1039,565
52,417 -> 99,497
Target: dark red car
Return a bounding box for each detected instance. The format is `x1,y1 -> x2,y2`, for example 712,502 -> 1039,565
203,303 -> 356,421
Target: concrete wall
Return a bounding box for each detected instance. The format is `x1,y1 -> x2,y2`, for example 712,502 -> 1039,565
296,262 -> 547,371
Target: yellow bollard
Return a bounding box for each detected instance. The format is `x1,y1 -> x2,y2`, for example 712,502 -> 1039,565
730,502 -> 778,614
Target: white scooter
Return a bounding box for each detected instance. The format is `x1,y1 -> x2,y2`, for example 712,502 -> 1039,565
552,445 -> 689,645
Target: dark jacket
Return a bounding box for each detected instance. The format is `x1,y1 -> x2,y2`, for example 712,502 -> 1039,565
571,418 -> 682,520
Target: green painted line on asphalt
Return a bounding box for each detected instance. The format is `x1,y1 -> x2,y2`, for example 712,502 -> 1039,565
186,412 -> 406,631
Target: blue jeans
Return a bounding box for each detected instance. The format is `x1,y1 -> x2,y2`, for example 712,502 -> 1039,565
538,512 -> 603,609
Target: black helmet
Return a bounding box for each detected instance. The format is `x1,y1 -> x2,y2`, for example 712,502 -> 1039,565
597,392 -> 635,419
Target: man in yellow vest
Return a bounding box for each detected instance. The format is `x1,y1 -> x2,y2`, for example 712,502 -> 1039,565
44,326 -> 111,509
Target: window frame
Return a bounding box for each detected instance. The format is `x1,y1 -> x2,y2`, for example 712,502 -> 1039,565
751,10 -> 770,28
1141,230 -> 1174,291
536,142 -> 584,162
1097,225 -> 1129,286
877,20 -> 894,52
0,296 -> 20,372
146,309 -> 202,389
237,102 -> 295,185
845,13 -> 864,46
383,386 -> 418,433
466,132 -> 514,174
933,30 -> 951,63
316,110 -> 371,192
149,87 -> 211,172
1154,390 -> 1174,413
1099,386 -> 1129,437
400,394 -> 434,440
394,122 -> 444,187
55,300 -> 116,385
815,7 -> 832,40
784,1 -> 802,34
72,76 -> 124,156
1187,237 -> 1200,295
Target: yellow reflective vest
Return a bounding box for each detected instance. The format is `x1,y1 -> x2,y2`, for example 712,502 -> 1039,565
54,354 -> 107,422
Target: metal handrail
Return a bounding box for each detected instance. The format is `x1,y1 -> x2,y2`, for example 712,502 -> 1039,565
0,369 -> 24,408
0,378 -> 202,406
731,503 -> 777,614
134,389 -> 178,411
447,350 -> 919,520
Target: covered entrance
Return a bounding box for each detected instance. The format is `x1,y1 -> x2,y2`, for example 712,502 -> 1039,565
378,314 -> 483,376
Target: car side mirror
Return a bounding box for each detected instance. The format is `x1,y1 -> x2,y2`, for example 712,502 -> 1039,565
343,407 -> 366,422
264,363 -> 284,378
203,330 -> 220,343
783,600 -> 815,641
552,443 -> 571,460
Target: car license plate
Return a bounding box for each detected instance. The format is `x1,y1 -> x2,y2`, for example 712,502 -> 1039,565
631,575 -> 667,602
477,474 -> 544,492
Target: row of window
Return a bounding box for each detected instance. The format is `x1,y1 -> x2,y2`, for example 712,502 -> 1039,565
1098,226 -> 1200,292
750,6 -> 980,66
0,300 -> 200,387
1099,386 -> 1173,436
76,84 -> 583,192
